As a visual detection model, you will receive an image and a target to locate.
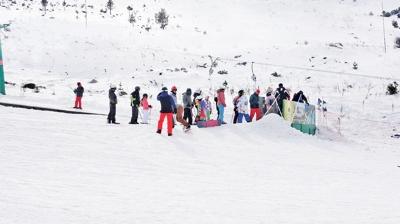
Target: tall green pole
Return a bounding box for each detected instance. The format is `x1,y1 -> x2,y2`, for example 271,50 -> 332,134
0,37 -> 5,95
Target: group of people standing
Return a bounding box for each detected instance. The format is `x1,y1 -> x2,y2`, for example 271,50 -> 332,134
72,82 -> 309,136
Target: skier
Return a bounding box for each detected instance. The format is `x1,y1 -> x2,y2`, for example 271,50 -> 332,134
249,89 -> 262,121
182,88 -> 193,125
237,90 -> 251,123
156,87 -> 175,136
275,83 -> 290,115
107,85 -> 119,124
140,93 -> 152,124
292,90 -> 309,104
232,91 -> 240,124
129,86 -> 140,124
73,82 -> 84,109
216,87 -> 227,124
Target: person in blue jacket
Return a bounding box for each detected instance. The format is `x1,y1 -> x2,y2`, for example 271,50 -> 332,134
156,87 -> 176,136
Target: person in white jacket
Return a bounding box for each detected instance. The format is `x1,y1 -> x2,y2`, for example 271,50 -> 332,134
236,90 -> 251,123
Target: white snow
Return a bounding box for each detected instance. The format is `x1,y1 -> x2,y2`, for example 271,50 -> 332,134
1,0 -> 400,223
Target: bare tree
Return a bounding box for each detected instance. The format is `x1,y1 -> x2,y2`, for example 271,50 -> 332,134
106,0 -> 114,15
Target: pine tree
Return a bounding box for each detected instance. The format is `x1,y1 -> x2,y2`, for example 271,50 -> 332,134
41,0 -> 48,15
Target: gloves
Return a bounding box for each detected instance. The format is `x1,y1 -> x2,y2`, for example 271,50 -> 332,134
174,108 -> 177,114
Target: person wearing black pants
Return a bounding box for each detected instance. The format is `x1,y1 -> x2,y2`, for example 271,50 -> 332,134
108,85 -> 118,124
129,86 -> 140,124
182,88 -> 193,125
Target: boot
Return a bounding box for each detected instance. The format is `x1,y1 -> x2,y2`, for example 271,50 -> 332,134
156,129 -> 161,134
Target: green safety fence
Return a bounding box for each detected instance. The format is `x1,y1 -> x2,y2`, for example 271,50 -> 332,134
283,100 -> 316,135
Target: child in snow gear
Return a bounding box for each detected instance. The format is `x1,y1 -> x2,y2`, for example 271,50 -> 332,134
73,82 -> 84,109
140,93 -> 152,124
237,90 -> 251,123
182,88 -> 193,125
292,90 -> 309,104
108,85 -> 118,124
216,87 -> 227,124
232,91 -> 241,123
129,86 -> 140,124
275,83 -> 290,115
249,89 -> 262,121
156,87 -> 176,136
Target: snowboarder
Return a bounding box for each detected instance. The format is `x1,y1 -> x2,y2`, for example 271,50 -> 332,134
140,93 -> 152,124
292,90 -> 309,104
107,85 -> 119,124
237,90 -> 250,123
216,87 -> 227,124
182,88 -> 193,125
129,86 -> 140,124
156,87 -> 176,136
73,82 -> 84,109
275,83 -> 290,115
249,89 -> 262,121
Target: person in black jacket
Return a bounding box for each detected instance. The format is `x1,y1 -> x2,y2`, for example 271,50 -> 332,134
292,90 -> 309,104
249,89 -> 261,121
108,85 -> 119,124
73,82 -> 84,109
156,87 -> 176,136
129,86 -> 141,124
275,83 -> 290,115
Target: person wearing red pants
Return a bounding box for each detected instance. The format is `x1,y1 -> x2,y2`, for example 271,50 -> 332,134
73,82 -> 84,109
249,89 -> 262,121
156,87 -> 176,136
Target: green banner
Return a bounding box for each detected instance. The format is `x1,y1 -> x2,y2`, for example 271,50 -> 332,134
0,38 -> 5,95
283,100 -> 316,135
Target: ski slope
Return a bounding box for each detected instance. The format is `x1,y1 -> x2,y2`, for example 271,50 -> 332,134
1,106 -> 400,224
1,0 -> 400,223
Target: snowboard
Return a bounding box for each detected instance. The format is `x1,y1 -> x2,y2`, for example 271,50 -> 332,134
196,119 -> 221,128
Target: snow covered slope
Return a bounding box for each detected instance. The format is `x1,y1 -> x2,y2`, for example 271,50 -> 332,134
1,0 -> 400,223
1,106 -> 400,224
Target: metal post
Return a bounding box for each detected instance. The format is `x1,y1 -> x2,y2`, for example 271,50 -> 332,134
0,37 -> 5,95
381,0 -> 387,53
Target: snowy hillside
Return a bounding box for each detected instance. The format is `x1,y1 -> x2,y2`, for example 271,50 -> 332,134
1,0 -> 400,223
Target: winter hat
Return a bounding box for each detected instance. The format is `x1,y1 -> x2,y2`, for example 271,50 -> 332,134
195,89 -> 202,94
110,84 -> 117,89
186,88 -> 192,94
256,89 -> 260,94
162,87 -> 168,91
135,86 -> 140,91
77,82 -> 81,86
278,83 -> 284,88
171,86 -> 177,91
238,90 -> 244,96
